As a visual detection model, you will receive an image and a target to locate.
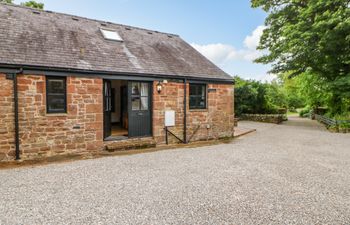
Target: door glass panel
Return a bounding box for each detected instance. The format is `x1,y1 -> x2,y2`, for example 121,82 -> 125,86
131,82 -> 140,95
140,83 -> 149,97
132,96 -> 140,110
141,97 -> 148,110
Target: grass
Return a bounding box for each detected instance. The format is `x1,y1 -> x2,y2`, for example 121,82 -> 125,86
287,111 -> 299,116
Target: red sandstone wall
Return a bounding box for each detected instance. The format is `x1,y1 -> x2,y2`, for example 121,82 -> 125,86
188,84 -> 235,140
0,74 -> 15,161
1,74 -> 233,161
153,81 -> 234,144
0,74 -> 104,161
153,82 -> 185,143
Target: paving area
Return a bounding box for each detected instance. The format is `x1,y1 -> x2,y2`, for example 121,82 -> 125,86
1,117 -> 350,224
234,125 -> 256,138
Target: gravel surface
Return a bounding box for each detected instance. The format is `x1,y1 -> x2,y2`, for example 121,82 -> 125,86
1,117 -> 350,225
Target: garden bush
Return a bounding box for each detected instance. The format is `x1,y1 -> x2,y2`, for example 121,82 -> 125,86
234,77 -> 288,116
299,107 -> 311,118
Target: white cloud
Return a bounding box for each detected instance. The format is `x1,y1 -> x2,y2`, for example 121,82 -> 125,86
258,73 -> 277,82
243,25 -> 266,50
191,26 -> 267,64
191,43 -> 236,65
191,25 -> 271,81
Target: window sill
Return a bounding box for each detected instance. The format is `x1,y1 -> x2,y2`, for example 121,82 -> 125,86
45,113 -> 68,117
189,108 -> 208,112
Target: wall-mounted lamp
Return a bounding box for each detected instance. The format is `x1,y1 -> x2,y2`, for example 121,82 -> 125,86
156,80 -> 168,94
156,81 -> 162,94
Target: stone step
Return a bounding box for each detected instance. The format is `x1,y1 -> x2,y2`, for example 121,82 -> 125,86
104,137 -> 156,152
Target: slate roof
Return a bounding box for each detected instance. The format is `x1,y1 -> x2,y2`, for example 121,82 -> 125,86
0,3 -> 232,81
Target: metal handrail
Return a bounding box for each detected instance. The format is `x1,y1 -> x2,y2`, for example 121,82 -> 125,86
165,127 -> 185,145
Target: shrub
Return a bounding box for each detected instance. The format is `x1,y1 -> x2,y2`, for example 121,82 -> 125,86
234,76 -> 286,116
299,107 -> 311,118
334,113 -> 350,131
277,108 -> 287,114
289,107 -> 298,113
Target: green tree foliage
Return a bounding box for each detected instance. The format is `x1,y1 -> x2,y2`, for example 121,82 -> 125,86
293,72 -> 330,108
0,0 -> 14,3
293,72 -> 350,117
279,73 -> 307,109
265,80 -> 287,109
0,0 -> 44,10
251,0 -> 350,116
234,75 -> 309,116
21,1 -> 44,9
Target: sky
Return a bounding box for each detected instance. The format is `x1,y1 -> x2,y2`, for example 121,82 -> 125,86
14,0 -> 272,81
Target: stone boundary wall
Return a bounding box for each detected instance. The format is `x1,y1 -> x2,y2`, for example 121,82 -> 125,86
241,114 -> 285,124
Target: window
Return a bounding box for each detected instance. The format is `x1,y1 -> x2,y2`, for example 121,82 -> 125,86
189,84 -> 207,109
46,77 -> 67,113
131,82 -> 149,111
100,28 -> 123,42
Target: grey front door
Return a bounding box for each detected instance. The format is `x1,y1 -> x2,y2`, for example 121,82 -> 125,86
128,81 -> 152,137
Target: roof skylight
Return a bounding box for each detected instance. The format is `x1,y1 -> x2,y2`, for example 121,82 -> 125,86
100,29 -> 123,42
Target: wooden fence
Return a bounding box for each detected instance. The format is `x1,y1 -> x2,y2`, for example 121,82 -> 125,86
314,114 -> 350,127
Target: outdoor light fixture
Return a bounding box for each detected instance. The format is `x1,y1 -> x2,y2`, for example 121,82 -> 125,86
157,81 -> 162,93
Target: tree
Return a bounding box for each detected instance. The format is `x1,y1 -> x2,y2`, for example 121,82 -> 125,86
251,0 -> 350,116
1,0 -> 44,9
278,73 -> 306,109
0,0 -> 14,3
234,76 -> 286,116
21,1 -> 44,9
265,80 -> 287,109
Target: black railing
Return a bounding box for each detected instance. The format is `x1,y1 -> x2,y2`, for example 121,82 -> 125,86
165,127 -> 185,145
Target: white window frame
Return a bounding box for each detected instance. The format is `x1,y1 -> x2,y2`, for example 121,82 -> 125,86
100,28 -> 123,42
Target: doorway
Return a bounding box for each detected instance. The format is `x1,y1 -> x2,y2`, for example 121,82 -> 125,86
103,80 -> 152,140
103,80 -> 128,140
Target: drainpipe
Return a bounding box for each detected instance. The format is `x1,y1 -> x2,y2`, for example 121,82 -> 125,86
183,78 -> 187,143
13,69 -> 23,160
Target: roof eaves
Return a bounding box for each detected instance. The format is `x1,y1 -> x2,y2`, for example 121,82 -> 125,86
0,63 -> 234,84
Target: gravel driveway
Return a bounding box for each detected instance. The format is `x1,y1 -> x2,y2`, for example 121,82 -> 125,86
1,117 -> 350,224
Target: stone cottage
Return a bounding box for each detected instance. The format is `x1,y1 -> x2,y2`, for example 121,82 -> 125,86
0,3 -> 234,161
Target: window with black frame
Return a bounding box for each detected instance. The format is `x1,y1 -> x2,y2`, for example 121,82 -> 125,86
46,77 -> 67,113
189,84 -> 207,109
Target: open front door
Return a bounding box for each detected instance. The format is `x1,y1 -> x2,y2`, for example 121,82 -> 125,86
103,80 -> 112,139
128,81 -> 152,137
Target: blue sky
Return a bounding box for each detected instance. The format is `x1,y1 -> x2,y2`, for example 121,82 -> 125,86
14,0 -> 272,80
